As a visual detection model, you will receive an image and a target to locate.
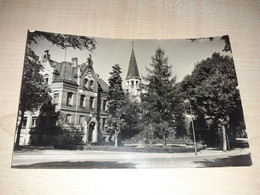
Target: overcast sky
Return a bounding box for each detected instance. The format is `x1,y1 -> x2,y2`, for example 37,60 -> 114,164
30,33 -> 232,87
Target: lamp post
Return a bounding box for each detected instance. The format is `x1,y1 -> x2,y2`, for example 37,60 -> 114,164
184,99 -> 197,155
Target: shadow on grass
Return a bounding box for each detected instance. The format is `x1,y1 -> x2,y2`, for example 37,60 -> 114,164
12,161 -> 137,169
195,154 -> 252,168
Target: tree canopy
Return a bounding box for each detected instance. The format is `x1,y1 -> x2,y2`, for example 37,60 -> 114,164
141,48 -> 186,144
189,35 -> 232,52
180,52 -> 245,146
106,64 -> 125,146
28,30 -> 97,52
15,47 -> 51,149
121,92 -> 142,139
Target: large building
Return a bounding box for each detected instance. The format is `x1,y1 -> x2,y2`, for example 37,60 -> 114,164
17,43 -> 141,146
17,50 -> 109,145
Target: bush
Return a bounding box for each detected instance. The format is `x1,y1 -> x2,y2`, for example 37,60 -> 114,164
53,130 -> 83,149
29,126 -> 62,146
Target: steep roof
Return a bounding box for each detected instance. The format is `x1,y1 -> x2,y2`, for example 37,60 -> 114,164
52,61 -> 78,85
98,78 -> 109,93
48,59 -> 60,68
126,47 -> 141,80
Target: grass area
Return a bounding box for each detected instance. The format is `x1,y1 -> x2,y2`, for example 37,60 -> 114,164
14,143 -> 203,153
82,145 -> 203,153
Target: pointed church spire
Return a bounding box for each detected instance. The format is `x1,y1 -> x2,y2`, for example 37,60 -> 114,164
126,42 -> 141,80
126,42 -> 141,102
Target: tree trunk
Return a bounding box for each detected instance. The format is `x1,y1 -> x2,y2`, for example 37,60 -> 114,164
115,120 -> 120,147
222,124 -> 227,152
15,110 -> 25,150
115,133 -> 118,147
163,133 -> 167,147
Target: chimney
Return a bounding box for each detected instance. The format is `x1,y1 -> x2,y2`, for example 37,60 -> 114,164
71,57 -> 78,67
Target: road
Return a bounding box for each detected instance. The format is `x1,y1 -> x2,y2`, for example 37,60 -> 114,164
11,147 -> 252,168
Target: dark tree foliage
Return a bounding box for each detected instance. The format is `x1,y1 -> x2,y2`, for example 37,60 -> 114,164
172,83 -> 188,139
121,93 -> 142,139
29,101 -> 62,146
106,64 -> 125,146
189,35 -> 232,52
141,48 -> 185,145
15,48 -> 51,149
28,30 -> 97,52
180,53 -> 245,147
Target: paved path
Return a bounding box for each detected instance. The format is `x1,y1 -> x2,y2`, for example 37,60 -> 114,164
11,148 -> 252,168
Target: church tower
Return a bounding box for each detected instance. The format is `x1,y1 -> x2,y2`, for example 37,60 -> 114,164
126,42 -> 141,102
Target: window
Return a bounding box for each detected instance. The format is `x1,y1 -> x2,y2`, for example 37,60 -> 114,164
66,114 -> 72,124
136,81 -> 139,85
22,117 -> 27,128
89,97 -> 94,109
102,118 -> 106,130
53,92 -> 59,104
44,74 -> 49,84
79,115 -> 85,126
103,100 -> 107,111
31,117 -> 37,127
67,92 -> 73,106
89,79 -> 94,90
84,78 -> 88,88
131,81 -> 134,86
80,95 -> 85,108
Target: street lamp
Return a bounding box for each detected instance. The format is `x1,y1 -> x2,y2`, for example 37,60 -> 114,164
184,99 -> 198,155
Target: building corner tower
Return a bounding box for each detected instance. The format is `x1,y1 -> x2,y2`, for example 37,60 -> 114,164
126,42 -> 141,102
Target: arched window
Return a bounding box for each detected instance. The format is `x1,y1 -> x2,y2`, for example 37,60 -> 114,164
80,95 -> 85,108
44,74 -> 49,84
83,77 -> 88,88
89,96 -> 94,109
67,92 -> 73,106
89,79 -> 94,90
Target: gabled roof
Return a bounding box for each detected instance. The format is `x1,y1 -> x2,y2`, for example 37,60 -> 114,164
126,47 -> 141,80
45,55 -> 109,90
98,78 -> 109,93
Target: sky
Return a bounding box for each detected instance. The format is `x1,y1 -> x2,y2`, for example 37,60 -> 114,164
29,32 -> 232,87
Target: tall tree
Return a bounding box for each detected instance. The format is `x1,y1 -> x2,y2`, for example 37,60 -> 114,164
121,92 -> 142,139
180,53 -> 245,150
106,64 -> 125,147
15,31 -> 97,149
141,48 -> 183,145
15,48 -> 51,149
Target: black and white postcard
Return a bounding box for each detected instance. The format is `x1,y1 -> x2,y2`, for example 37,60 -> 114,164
11,30 -> 251,168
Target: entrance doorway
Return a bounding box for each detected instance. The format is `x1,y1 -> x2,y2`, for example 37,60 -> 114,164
88,122 -> 95,142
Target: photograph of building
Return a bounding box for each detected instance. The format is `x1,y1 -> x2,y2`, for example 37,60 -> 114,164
12,30 -> 251,169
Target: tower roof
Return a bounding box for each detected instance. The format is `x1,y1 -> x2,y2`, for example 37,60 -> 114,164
126,45 -> 141,80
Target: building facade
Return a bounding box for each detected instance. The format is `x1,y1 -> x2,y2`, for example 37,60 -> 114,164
17,51 -> 109,145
